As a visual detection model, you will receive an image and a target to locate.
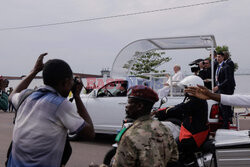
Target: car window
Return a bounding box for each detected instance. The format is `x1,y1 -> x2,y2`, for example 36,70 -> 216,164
97,81 -> 128,97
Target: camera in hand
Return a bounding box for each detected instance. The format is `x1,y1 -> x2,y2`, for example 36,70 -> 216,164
189,58 -> 203,73
69,77 -> 81,102
71,77 -> 81,95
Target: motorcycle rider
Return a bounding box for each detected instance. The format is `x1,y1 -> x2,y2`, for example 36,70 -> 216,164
155,75 -> 209,165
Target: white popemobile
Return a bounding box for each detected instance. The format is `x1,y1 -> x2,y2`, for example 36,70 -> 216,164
72,35 -> 250,166
78,35 -> 219,135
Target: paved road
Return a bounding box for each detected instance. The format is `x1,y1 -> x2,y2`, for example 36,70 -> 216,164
2,109 -> 249,167
0,111 -> 113,167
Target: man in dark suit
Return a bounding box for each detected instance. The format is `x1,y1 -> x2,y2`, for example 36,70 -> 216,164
214,52 -> 236,94
198,60 -> 206,79
202,59 -> 212,90
213,52 -> 235,128
223,51 -> 236,90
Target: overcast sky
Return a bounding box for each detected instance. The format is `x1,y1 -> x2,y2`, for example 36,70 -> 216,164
1,0 -> 250,77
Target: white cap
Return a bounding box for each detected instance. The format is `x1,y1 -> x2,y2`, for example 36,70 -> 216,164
177,75 -> 204,89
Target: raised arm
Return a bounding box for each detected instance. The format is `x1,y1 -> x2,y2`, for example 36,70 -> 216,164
8,53 -> 47,101
185,85 -> 221,102
73,78 -> 95,139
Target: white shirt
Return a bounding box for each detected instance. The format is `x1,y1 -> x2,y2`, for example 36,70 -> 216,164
215,62 -> 223,83
157,71 -> 184,99
8,85 -> 85,167
167,70 -> 184,85
221,94 -> 250,107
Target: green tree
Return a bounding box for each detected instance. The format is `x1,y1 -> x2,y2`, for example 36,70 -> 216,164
216,45 -> 238,71
216,45 -> 229,54
123,50 -> 171,78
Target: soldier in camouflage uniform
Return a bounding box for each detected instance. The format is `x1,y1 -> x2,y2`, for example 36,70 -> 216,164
90,85 -> 178,167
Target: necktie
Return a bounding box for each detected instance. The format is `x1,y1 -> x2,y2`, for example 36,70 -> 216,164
215,62 -> 223,85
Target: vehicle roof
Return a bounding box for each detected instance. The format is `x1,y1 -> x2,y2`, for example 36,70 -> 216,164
111,35 -> 216,77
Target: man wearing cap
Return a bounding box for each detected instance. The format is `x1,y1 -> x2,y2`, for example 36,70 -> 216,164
91,85 -> 178,167
0,76 -> 9,111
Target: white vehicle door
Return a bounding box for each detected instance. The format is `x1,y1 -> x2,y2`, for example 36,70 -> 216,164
86,81 -> 128,134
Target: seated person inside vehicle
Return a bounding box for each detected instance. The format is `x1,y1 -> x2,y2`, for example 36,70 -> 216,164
97,81 -> 127,97
114,83 -> 127,96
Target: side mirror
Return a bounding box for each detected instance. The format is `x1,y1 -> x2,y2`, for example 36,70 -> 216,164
161,97 -> 168,104
160,97 -> 168,106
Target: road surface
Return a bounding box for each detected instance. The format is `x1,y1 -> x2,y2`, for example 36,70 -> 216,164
1,109 -> 249,166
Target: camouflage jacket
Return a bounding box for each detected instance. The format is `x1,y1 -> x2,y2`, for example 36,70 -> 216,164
112,115 -> 178,167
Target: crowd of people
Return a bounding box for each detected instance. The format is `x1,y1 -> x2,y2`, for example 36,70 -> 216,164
192,50 -> 236,129
158,50 -> 236,129
1,50 -> 243,167
3,53 -> 178,167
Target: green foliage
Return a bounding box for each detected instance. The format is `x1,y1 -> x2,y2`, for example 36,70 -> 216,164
216,45 -> 238,72
234,62 -> 238,71
123,50 -> 171,78
216,45 -> 229,54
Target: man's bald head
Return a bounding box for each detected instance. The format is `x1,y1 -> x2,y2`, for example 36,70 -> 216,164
173,65 -> 181,73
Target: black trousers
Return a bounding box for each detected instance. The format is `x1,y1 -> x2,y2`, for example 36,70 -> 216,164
219,104 -> 233,129
218,89 -> 234,129
176,138 -> 197,164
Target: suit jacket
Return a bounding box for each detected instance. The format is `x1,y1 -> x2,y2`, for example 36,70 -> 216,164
225,58 -> 234,70
217,62 -> 235,94
199,68 -> 212,90
198,69 -> 207,80
204,68 -> 212,90
225,58 -> 236,88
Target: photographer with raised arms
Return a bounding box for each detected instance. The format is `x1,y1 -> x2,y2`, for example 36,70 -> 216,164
6,53 -> 94,167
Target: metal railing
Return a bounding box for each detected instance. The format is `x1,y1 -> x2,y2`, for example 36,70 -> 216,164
141,73 -> 184,97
